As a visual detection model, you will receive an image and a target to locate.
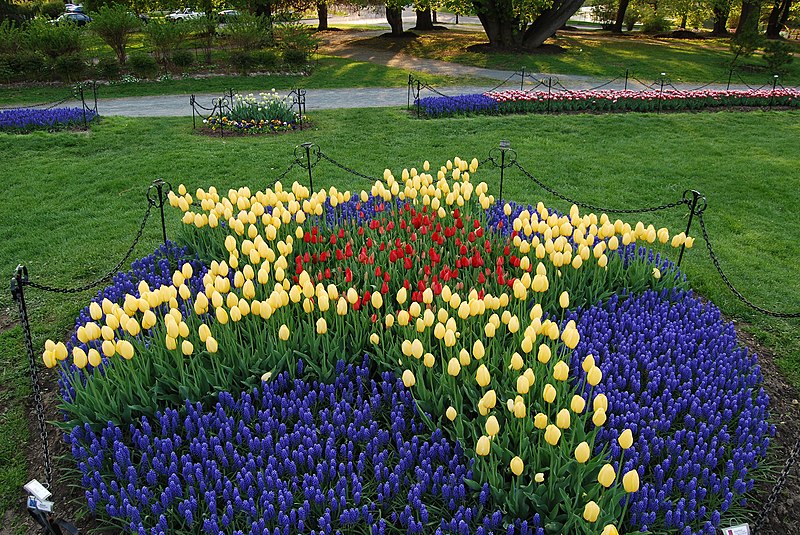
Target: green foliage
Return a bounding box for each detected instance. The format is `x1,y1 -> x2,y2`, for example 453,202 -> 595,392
25,18 -> 85,60
762,40 -> 794,74
128,51 -> 158,78
282,47 -> 308,68
95,57 -> 121,79
52,54 -> 85,82
221,12 -> 273,52
274,20 -> 318,55
640,12 -> 672,32
142,18 -> 188,65
0,54 -> 10,81
171,49 -> 195,70
228,50 -> 255,73
39,0 -> 65,19
227,90 -> 297,123
591,0 -> 617,27
6,51 -> 46,79
729,20 -> 763,65
0,19 -> 22,54
252,48 -> 279,71
89,5 -> 142,64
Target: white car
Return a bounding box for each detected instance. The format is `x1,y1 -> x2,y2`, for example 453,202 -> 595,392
166,8 -> 204,21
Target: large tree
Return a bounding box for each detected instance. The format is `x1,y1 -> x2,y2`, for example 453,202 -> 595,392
470,0 -> 584,49
766,0 -> 793,37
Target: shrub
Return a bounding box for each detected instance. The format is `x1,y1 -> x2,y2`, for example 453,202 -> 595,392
252,48 -> 279,71
142,18 -> 187,66
0,19 -> 22,54
274,20 -> 318,58
38,0 -> 64,19
52,54 -> 85,82
0,55 -> 11,81
763,40 -> 794,75
94,57 -> 120,79
282,47 -> 308,69
221,12 -> 272,51
641,13 -> 671,33
127,51 -> 158,78
228,49 -> 254,74
170,49 -> 194,70
25,17 -> 85,60
8,51 -> 46,79
89,5 -> 141,64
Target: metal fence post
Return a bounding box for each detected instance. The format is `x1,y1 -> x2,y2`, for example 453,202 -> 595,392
416,80 -> 421,118
677,190 -> 702,267
547,77 -> 552,113
190,95 -> 196,129
92,81 -> 98,113
520,67 -> 525,91
407,74 -> 412,109
624,68 -> 629,91
302,142 -> 314,192
770,74 -> 779,107
79,85 -> 87,130
658,72 -> 666,114
498,140 -> 510,202
147,179 -> 170,247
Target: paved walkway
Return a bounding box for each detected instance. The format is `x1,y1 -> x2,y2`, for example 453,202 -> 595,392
41,28 -> 756,117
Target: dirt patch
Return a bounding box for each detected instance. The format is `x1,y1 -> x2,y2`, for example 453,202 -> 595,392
654,29 -> 708,39
466,42 -> 566,55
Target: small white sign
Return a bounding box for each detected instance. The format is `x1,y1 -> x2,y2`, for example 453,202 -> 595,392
721,524 -> 750,535
23,479 -> 51,501
27,496 -> 54,513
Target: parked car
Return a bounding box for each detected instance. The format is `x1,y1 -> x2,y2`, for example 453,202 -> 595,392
166,8 -> 204,21
217,9 -> 240,22
64,4 -> 84,12
51,12 -> 92,25
129,11 -> 150,24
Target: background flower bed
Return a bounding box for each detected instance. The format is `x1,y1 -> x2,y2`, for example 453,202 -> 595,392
203,91 -> 303,135
48,164 -> 766,532
415,88 -> 800,118
0,106 -> 97,132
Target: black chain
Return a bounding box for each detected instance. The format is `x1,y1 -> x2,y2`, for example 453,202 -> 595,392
26,199 -> 153,294
512,161 -> 689,214
318,151 -> 377,182
11,268 -> 53,490
267,160 -> 300,189
754,433 -> 800,531
697,212 -> 800,318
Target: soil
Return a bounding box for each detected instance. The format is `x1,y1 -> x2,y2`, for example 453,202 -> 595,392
466,43 -> 566,55
654,30 -> 708,39
6,322 -> 800,534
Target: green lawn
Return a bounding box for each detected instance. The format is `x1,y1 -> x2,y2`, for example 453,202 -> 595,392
347,28 -> 800,85
0,55 -> 488,105
1,109 -> 799,529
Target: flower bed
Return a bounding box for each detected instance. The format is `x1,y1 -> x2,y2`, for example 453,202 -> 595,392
203,91 -> 303,134
415,88 -> 800,117
46,158 -> 773,534
0,107 -> 97,133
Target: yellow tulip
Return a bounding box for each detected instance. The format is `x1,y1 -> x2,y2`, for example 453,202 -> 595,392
337,297 -> 347,316
623,469 -> 640,492
72,347 -> 88,369
574,441 -> 591,463
601,525 -> 619,535
472,340 -> 485,360
544,424 -> 561,446
370,333 -> 380,345
476,364 -> 491,387
618,429 -> 634,450
559,291 -> 569,308
402,369 -> 416,387
534,412 -> 547,429
87,348 -> 101,367
42,350 -> 56,368
444,329 -> 456,347
509,352 -> 523,370
261,372 -> 273,382
215,307 -> 228,325
206,336 -> 218,353
447,358 -> 461,377
537,344 -> 551,364
598,463 -> 616,487
516,375 -> 530,394
571,394 -> 586,414
411,339 -> 423,360
371,292 -> 383,309
556,408 -> 571,429
459,348 -> 471,367
476,435 -> 491,456
593,393 -> 609,412
485,415 -> 500,436
89,302 -> 103,321
553,360 -> 569,381
583,501 -> 600,522
582,354 -> 595,372
523,367 -> 535,386
446,406 -> 457,421
513,400 -> 527,419
482,390 -> 497,409
510,456 -> 524,476
118,340 -> 134,360
534,472 -> 545,483
593,408 -> 607,426
396,287 -> 407,305
53,342 -> 68,361
423,352 -> 435,368
587,366 -> 603,386
543,383 -> 556,403
279,324 -> 290,341
101,340 -> 115,357
561,324 -> 580,349
316,318 -> 328,334
181,340 -> 194,356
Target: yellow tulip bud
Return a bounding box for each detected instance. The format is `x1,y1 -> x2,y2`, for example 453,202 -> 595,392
582,354 -> 595,372
553,360 -> 569,381
652,267 -> 661,279
593,393 -> 609,412
279,324 -> 290,341
593,408 -> 607,426
181,340 -> 194,356
623,469 -> 640,492
513,400 -> 527,419
472,340 -> 485,360
72,347 -> 88,369
371,292 -> 383,309
87,348 -> 101,367
601,525 -> 619,535
206,336 -> 218,353
316,317 -> 328,334
556,408 -> 571,429
571,394 -> 586,414
559,291 -> 569,308
537,344 -> 551,364
510,456 -> 524,476
476,435 -> 491,456
587,366 -> 602,386
446,406 -> 457,421
459,348 -> 471,366
543,383 -> 556,403
597,464 -> 616,487
509,352 -> 524,370
618,429 -> 634,449
402,369 -> 416,387
101,340 -> 115,357
516,375 -> 530,394
336,297 -> 347,316
447,358 -> 461,377
574,441 -> 591,463
534,412 -> 547,429
476,364 -> 491,387
411,339 -> 423,359
544,424 -> 561,446
583,501 -> 600,522
89,302 -> 103,321
534,472 -> 545,483
215,307 -> 228,325
482,389 -> 496,409
423,352 -> 435,368
485,415 -> 499,436
523,367 -> 535,386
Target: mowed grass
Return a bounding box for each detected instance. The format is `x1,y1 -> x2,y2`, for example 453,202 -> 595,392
0,55 -> 489,105
349,28 -> 800,85
1,109 -> 799,527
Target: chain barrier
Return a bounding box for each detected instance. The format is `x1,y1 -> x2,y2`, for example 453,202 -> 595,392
267,160 -> 300,190
318,151 -> 378,183
754,433 -> 800,532
511,160 -> 689,214
696,212 -> 800,318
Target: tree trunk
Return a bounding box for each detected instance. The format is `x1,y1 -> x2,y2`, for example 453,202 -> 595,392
736,0 -> 761,36
766,0 -> 791,38
415,8 -> 434,30
711,2 -> 730,35
433,10 -> 438,22
386,6 -> 404,36
612,0 -> 631,33
680,12 -> 687,28
474,0 -> 584,49
317,2 -> 328,31
520,0 -> 585,48
254,0 -> 272,20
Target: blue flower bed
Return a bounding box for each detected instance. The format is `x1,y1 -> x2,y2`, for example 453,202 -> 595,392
415,95 -> 499,118
0,107 -> 98,132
